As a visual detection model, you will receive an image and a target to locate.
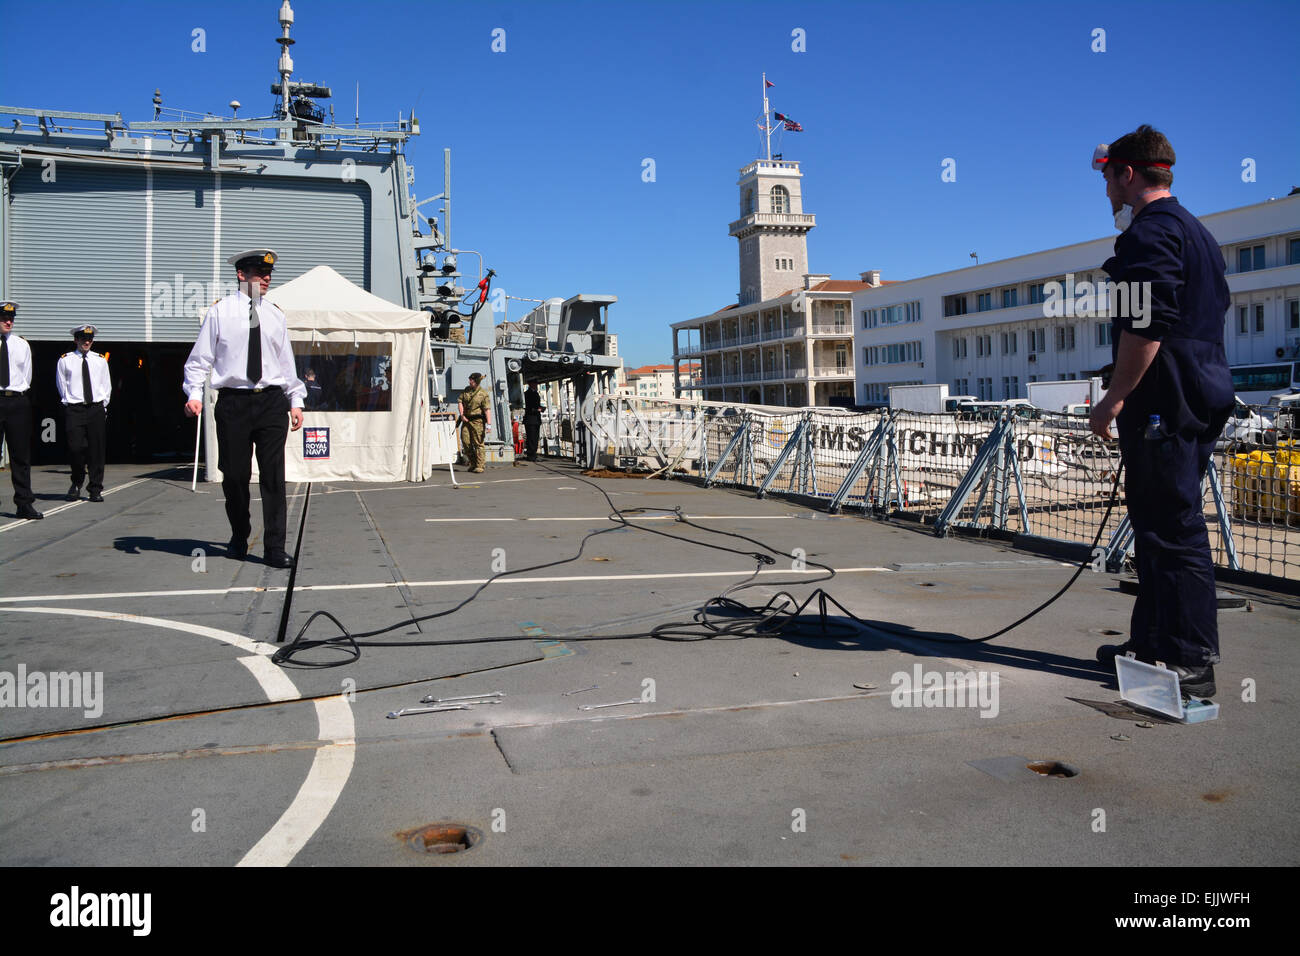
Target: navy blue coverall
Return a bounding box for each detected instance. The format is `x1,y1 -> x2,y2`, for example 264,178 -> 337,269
1103,197 -> 1234,667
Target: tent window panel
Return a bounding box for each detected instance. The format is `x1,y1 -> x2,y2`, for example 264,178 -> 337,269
293,341 -> 393,412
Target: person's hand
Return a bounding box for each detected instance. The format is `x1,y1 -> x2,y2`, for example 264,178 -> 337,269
289,407 -> 304,431
185,399 -> 203,418
1090,398 -> 1121,439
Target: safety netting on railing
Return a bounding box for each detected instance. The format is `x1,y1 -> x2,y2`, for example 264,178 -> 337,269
1215,400 -> 1300,580
578,394 -> 1300,584
1008,412 -> 1123,545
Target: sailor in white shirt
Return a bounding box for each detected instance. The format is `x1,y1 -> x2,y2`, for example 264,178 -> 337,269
56,324 -> 113,502
0,300 -> 42,519
183,249 -> 305,568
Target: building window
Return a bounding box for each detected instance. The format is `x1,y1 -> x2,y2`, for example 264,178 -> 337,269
977,292 -> 992,312
1255,303 -> 1265,333
1237,306 -> 1249,335
834,303 -> 847,326
1001,332 -> 1017,355
952,337 -> 968,359
1002,376 -> 1019,399
1237,244 -> 1265,272
944,294 -> 968,317
975,334 -> 992,357
1028,328 -> 1046,353
1096,323 -> 1112,347
862,309 -> 874,329
1055,326 -> 1076,351
978,377 -> 993,400
1289,299 -> 1299,330
1290,237 -> 1300,266
743,188 -> 755,216
1002,288 -> 1018,308
770,185 -> 790,214
954,378 -> 969,395
1028,283 -> 1046,305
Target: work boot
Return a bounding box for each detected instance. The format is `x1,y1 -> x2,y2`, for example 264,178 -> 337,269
1171,663 -> 1216,700
1096,640 -> 1134,665
66,483 -> 81,501
16,504 -> 43,520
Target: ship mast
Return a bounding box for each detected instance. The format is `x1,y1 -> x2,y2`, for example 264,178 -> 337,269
276,0 -> 295,120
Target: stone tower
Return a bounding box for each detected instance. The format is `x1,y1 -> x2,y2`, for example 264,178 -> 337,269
729,159 -> 816,306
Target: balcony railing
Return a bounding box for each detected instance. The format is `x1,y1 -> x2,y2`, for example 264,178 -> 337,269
740,332 -> 762,345
720,336 -> 739,348
809,324 -> 852,335
675,343 -> 702,356
728,212 -> 818,233
812,366 -> 854,378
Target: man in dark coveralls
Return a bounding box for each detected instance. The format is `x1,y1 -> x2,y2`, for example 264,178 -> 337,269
1089,125 -> 1234,699
523,380 -> 543,461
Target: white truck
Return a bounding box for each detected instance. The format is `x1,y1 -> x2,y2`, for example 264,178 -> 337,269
1026,377 -> 1105,415
888,384 -> 951,413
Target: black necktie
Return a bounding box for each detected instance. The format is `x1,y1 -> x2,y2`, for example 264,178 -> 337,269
82,352 -> 94,403
0,336 -> 9,388
247,299 -> 262,385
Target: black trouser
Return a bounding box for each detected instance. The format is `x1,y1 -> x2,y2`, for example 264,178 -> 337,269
1118,410 -> 1227,668
524,413 -> 541,459
64,402 -> 107,494
215,388 -> 290,554
0,391 -> 35,508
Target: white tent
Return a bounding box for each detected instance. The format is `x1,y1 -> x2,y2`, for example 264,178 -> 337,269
273,265 -> 434,482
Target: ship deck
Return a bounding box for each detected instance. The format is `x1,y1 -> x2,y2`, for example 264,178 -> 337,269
1,459 -> 1296,866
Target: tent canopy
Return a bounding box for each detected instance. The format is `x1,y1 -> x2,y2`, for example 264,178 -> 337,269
274,266 -> 433,482
273,264 -> 431,331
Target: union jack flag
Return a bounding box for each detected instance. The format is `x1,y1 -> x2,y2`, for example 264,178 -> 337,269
774,112 -> 803,132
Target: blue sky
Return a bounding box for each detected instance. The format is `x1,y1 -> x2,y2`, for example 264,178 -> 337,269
1,0 -> 1297,367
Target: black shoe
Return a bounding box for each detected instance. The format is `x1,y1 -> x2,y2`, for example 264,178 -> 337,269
88,492 -> 104,503
265,552 -> 295,569
1096,641 -> 1134,665
227,538 -> 248,560
66,484 -> 81,501
1171,663 -> 1216,700
16,505 -> 44,520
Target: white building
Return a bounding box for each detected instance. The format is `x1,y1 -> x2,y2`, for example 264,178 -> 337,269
623,364 -> 678,400
671,157 -> 869,407
854,194 -> 1300,404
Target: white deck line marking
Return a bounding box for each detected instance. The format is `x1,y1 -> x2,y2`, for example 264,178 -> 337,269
0,560 -> 1074,606
0,476 -> 153,532
236,656 -> 301,702
0,606 -> 279,657
423,515 -> 797,523
0,605 -> 352,868
237,696 -> 355,868
258,475 -> 569,501
0,586 -> 269,605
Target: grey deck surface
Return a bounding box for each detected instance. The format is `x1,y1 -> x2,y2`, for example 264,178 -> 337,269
1,460 -> 1296,866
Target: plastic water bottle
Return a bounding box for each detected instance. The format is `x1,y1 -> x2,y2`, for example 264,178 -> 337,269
1144,414 -> 1163,440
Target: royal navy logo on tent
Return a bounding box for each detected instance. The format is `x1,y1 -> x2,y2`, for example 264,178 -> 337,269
303,426 -> 330,460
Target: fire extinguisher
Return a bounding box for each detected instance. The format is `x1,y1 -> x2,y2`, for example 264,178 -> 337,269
512,419 -> 524,455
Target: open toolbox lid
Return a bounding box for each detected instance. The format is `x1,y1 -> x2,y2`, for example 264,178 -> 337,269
1115,654 -> 1219,724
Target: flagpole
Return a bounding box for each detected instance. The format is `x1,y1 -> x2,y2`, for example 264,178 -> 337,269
762,72 -> 771,161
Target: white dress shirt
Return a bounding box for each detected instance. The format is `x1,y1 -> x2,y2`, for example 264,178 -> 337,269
56,350 -> 112,407
0,332 -> 34,392
183,291 -> 306,407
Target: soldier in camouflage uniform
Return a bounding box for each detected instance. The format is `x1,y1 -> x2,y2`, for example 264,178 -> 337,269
458,371 -> 490,473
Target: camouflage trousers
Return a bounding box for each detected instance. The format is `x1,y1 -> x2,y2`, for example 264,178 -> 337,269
460,420 -> 485,471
